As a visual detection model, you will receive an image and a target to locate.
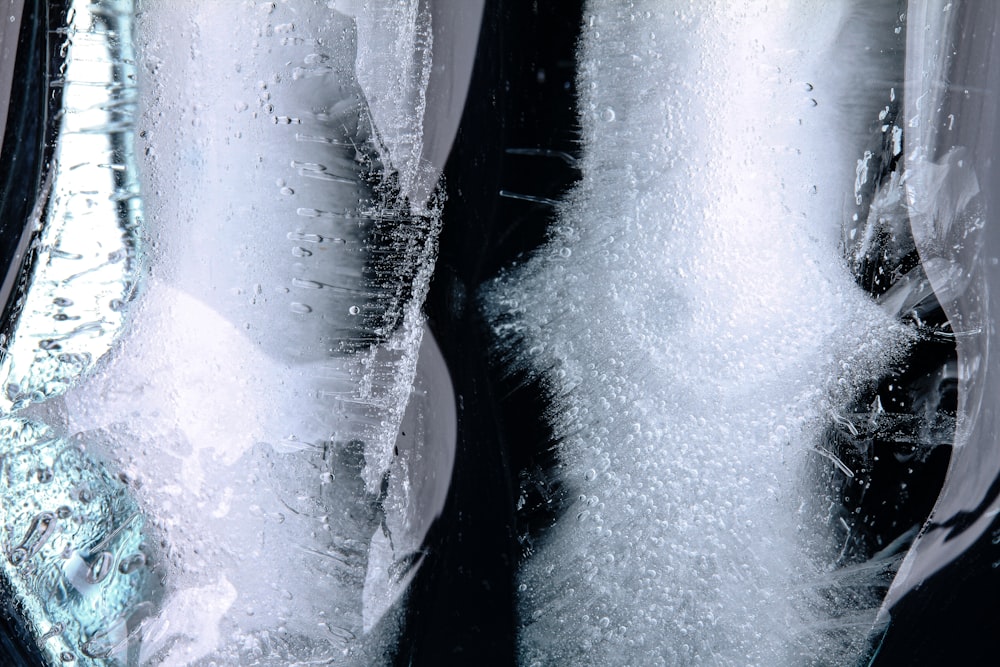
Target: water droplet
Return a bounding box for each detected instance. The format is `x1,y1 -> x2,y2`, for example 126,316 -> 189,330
292,278 -> 323,290
348,305 -> 360,315
290,160 -> 326,172
60,652 -> 76,663
280,186 -> 295,196
53,297 -> 73,307
287,231 -> 323,243
290,302 -> 312,314
291,246 -> 311,257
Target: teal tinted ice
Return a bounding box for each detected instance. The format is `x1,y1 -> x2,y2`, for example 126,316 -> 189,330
0,1 -> 155,665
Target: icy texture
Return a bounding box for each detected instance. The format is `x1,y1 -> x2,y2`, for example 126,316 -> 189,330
344,0 -> 434,207
0,417 -> 161,666
485,3 -> 914,665
0,0 -> 141,413
0,4 -> 155,666
0,0 -> 452,664
131,1 -> 441,492
880,0 -> 1000,615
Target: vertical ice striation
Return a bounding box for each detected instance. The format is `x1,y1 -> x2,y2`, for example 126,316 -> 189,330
0,2 -> 156,666
0,0 -> 456,664
879,0 -> 1000,619
485,2 -> 914,665
0,0 -> 141,412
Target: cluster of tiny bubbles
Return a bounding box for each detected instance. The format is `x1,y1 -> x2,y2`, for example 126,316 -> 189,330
484,1 -> 917,665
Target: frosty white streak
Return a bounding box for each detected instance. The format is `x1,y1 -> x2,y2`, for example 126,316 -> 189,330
486,3 -> 912,665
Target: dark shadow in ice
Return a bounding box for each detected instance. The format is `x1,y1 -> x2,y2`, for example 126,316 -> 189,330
397,1 -> 584,664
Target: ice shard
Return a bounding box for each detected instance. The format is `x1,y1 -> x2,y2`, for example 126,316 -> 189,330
0,0 -> 478,664
880,0 -> 1000,620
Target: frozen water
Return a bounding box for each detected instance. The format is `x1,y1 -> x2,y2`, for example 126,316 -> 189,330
0,0 -> 458,664
0,0 -> 141,413
485,2 -> 915,665
879,0 -> 1000,618
4,0 -> 993,664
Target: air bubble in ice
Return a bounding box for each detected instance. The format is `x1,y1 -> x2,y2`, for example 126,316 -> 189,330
291,278 -> 323,290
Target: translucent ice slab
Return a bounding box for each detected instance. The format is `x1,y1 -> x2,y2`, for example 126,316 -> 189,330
0,0 -> 476,664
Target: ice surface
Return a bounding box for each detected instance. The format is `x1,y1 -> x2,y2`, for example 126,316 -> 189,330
0,0 -> 459,664
0,0 -> 141,413
344,0 -> 484,208
0,416 -> 162,665
879,0 -> 1000,617
485,2 -> 914,665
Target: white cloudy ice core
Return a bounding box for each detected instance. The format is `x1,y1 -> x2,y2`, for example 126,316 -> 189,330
486,2 -> 914,665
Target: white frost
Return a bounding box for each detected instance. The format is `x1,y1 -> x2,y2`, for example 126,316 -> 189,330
487,2 -> 912,665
